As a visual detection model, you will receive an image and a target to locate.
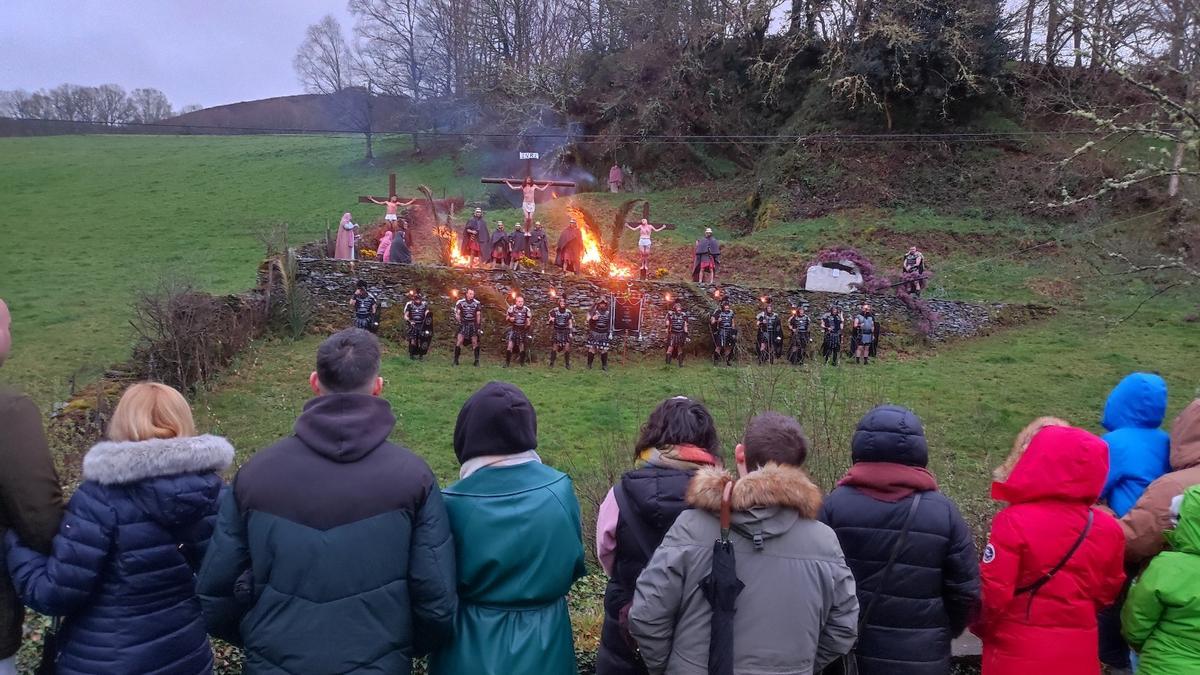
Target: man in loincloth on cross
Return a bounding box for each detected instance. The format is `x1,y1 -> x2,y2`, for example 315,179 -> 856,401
504,176 -> 550,228
454,288 -> 484,366
546,297 -> 575,369
665,300 -> 689,368
505,296 -> 533,367
626,218 -> 667,273
368,194 -> 416,224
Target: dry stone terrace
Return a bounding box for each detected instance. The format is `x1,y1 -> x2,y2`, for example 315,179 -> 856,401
278,255 -> 1054,352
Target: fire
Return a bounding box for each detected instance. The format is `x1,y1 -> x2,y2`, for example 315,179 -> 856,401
567,206 -> 634,279
442,226 -> 472,267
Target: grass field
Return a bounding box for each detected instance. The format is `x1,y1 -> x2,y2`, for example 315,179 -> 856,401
3,132 -> 1199,672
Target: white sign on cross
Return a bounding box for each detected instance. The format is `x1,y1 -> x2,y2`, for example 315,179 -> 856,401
519,152 -> 540,160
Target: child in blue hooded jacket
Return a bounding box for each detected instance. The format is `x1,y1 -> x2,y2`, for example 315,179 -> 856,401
1096,371 -> 1171,670
1101,372 -> 1171,517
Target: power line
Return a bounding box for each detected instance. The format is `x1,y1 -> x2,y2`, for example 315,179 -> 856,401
2,115 -> 1145,145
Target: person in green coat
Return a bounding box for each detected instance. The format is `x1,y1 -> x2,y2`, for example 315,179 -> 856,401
1122,484 -> 1200,674
429,381 -> 587,675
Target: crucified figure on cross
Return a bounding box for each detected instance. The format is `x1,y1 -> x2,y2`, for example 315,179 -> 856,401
625,218 -> 669,270
359,174 -> 419,224
482,154 -> 576,227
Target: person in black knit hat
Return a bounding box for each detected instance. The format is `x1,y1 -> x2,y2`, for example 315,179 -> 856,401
430,382 -> 586,675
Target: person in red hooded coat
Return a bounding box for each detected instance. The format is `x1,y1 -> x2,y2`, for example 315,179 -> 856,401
974,423 -> 1126,675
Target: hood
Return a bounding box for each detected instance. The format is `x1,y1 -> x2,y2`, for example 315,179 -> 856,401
1102,373 -> 1167,431
993,417 -> 1070,482
851,404 -> 929,467
453,381 -> 538,464
83,434 -> 234,485
1171,400 -> 1200,470
991,425 -> 1108,505
83,435 -> 232,529
294,394 -> 396,462
1166,485 -> 1200,555
688,464 -> 823,532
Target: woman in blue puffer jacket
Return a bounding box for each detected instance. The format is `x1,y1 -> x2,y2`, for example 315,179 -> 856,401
4,382 -> 233,675
1100,372 -> 1171,517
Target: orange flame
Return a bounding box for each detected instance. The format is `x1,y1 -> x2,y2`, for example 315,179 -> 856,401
567,206 -> 634,279
441,226 -> 472,267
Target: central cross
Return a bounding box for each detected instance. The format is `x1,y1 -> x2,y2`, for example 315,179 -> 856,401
357,173 -> 421,205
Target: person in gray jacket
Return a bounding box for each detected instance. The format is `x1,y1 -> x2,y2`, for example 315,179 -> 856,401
630,412 -> 858,675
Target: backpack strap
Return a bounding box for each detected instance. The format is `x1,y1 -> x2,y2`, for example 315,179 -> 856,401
858,492 -> 923,630
1015,509 -> 1094,598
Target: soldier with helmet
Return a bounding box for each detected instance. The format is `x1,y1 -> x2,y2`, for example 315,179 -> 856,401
665,300 -> 689,367
403,290 -> 433,360
710,301 -> 737,366
453,288 -> 484,366
787,304 -> 812,365
547,297 -> 576,369
586,298 -> 614,371
821,304 -> 844,366
505,295 -> 533,367
755,300 -> 784,365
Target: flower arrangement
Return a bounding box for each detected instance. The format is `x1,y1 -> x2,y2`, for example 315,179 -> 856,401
654,267 -> 669,279
359,248 -> 377,259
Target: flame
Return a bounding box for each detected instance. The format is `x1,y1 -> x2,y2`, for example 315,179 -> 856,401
567,206 -> 634,279
441,226 -> 472,267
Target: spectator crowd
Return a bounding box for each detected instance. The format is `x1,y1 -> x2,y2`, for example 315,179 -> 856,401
1,300 -> 1198,675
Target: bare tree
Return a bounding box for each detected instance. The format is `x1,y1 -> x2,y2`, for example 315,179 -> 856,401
93,84 -> 133,124
351,0 -> 431,98
128,88 -> 174,123
294,15 -> 354,94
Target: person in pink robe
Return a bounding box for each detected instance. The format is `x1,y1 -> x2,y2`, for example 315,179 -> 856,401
376,230 -> 394,262
334,212 -> 357,260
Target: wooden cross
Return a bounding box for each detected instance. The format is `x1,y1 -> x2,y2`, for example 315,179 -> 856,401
481,152 -> 576,189
357,173 -> 421,205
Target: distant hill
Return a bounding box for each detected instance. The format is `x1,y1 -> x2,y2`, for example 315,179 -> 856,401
161,90 -> 414,133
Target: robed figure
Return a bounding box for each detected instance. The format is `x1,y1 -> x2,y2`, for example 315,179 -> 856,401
555,221 -> 584,273
692,232 -> 721,282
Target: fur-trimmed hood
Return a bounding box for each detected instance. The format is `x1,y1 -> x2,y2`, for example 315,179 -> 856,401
687,464 -> 823,519
83,434 -> 235,486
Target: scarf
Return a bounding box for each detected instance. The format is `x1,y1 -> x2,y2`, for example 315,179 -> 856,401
838,461 -> 938,502
459,449 -> 541,479
637,444 -> 720,472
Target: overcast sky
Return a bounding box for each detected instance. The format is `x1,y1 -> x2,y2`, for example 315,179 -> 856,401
0,1 -> 355,108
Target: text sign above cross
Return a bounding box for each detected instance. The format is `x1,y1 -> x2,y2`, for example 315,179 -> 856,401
481,151 -> 576,188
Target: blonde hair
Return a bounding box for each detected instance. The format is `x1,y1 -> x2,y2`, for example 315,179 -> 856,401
108,382 -> 196,442
993,416 -> 1070,482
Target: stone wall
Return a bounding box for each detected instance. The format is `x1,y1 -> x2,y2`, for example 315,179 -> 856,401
282,257 -> 1052,353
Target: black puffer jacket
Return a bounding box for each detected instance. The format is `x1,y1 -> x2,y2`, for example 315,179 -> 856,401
597,465 -> 694,675
818,405 -> 980,675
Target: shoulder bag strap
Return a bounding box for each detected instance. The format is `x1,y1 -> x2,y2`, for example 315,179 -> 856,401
858,492 -> 923,630
1015,508 -> 1094,597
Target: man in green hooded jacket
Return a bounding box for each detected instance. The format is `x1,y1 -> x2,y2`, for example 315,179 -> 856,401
1122,484 -> 1200,673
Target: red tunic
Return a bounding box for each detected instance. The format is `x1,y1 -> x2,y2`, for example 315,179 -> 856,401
974,426 -> 1126,675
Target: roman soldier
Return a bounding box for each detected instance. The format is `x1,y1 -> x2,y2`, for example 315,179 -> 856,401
853,304 -> 879,365
348,280 -> 380,333
755,302 -> 783,365
403,290 -> 433,360
462,208 -> 489,267
505,296 -> 533,367
863,303 -> 881,358
453,288 -> 484,366
586,297 -> 613,370
665,301 -> 689,368
709,301 -> 737,366
692,228 -> 721,283
821,305 -> 843,366
787,305 -> 811,365
546,297 -> 575,368
490,221 -> 512,269
903,245 -> 926,295
527,221 -> 551,272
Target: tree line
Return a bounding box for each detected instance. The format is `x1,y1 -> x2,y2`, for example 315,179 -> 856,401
0,84 -> 199,125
